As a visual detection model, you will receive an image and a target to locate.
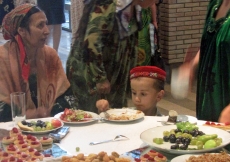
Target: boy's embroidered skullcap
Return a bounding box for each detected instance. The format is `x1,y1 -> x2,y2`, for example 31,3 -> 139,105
130,66 -> 166,81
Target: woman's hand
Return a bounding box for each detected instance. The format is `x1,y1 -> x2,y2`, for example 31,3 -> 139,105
219,104 -> 230,123
25,106 -> 50,119
178,49 -> 200,91
96,99 -> 109,112
96,79 -> 111,94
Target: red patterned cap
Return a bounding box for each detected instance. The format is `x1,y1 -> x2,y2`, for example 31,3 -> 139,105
130,66 -> 166,81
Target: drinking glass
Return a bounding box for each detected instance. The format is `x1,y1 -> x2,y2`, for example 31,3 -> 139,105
10,92 -> 26,125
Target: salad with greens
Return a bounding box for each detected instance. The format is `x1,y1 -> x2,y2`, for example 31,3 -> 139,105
60,108 -> 93,122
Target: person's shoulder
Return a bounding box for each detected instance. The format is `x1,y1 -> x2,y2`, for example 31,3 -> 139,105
42,45 -> 58,56
0,42 -> 10,58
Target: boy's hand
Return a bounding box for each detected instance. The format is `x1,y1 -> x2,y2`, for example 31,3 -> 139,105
96,99 -> 109,112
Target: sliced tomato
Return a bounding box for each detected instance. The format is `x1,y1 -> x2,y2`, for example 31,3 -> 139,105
64,108 -> 72,115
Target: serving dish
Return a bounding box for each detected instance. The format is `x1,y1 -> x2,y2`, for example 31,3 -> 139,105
140,125 -> 230,155
99,108 -> 144,122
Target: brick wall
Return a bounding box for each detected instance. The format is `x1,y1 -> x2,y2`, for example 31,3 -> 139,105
158,0 -> 209,67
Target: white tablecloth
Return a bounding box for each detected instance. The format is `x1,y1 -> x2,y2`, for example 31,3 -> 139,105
0,116 -> 169,155
0,116 -> 211,161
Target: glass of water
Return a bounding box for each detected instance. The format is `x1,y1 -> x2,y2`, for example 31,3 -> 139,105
10,92 -> 26,125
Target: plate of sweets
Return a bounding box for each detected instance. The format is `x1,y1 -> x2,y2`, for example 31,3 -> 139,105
140,122 -> 230,155
54,108 -> 100,124
122,146 -> 168,162
17,118 -> 63,134
0,127 -> 54,161
171,152 -> 230,162
46,151 -> 132,162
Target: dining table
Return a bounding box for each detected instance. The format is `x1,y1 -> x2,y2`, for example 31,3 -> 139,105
0,115 -> 228,161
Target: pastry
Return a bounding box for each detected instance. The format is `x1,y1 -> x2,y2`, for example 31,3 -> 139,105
27,148 -> 37,156
5,156 -> 17,162
140,154 -> 150,162
1,152 -> 11,160
15,134 -> 26,141
20,153 -> 30,161
14,139 -> 26,146
19,143 -> 29,152
147,150 -> 159,158
30,141 -> 42,151
2,136 -> 15,145
28,157 -> 39,161
15,151 -> 22,159
154,153 -> 167,162
6,144 -> 19,154
17,121 -> 34,132
32,151 -> 44,161
9,127 -> 21,137
26,135 -> 38,143
40,136 -> 53,145
14,159 -> 24,162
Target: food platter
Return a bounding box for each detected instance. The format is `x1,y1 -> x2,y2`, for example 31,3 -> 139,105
199,121 -> 230,132
54,111 -> 100,125
20,118 -> 64,135
99,108 -> 144,122
171,153 -> 230,162
171,154 -> 200,162
140,125 -> 230,155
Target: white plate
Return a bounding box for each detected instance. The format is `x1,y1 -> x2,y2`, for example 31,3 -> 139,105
21,118 -> 64,135
140,125 -> 230,155
198,120 -> 230,132
99,108 -> 144,122
171,154 -> 199,162
171,153 -> 230,162
54,111 -> 99,124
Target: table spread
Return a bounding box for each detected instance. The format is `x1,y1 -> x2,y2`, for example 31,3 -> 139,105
0,116 -> 227,161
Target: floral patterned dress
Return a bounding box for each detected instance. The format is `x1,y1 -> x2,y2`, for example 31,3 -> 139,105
66,0 -> 139,113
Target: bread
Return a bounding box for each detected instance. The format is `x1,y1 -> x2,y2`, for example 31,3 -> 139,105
17,121 -> 34,131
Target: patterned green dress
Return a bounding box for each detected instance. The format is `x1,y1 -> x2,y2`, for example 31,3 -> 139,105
197,0 -> 230,121
66,0 -> 138,113
137,8 -> 152,66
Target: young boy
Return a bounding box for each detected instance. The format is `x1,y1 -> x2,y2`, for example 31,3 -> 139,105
96,66 -> 166,116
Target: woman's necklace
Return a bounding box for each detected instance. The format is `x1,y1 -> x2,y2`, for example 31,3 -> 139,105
207,1 -> 221,33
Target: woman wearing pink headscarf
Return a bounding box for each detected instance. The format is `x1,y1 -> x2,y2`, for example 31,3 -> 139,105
0,4 -> 71,122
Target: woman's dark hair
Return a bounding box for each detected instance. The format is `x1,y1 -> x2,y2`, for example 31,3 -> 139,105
19,6 -> 41,32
